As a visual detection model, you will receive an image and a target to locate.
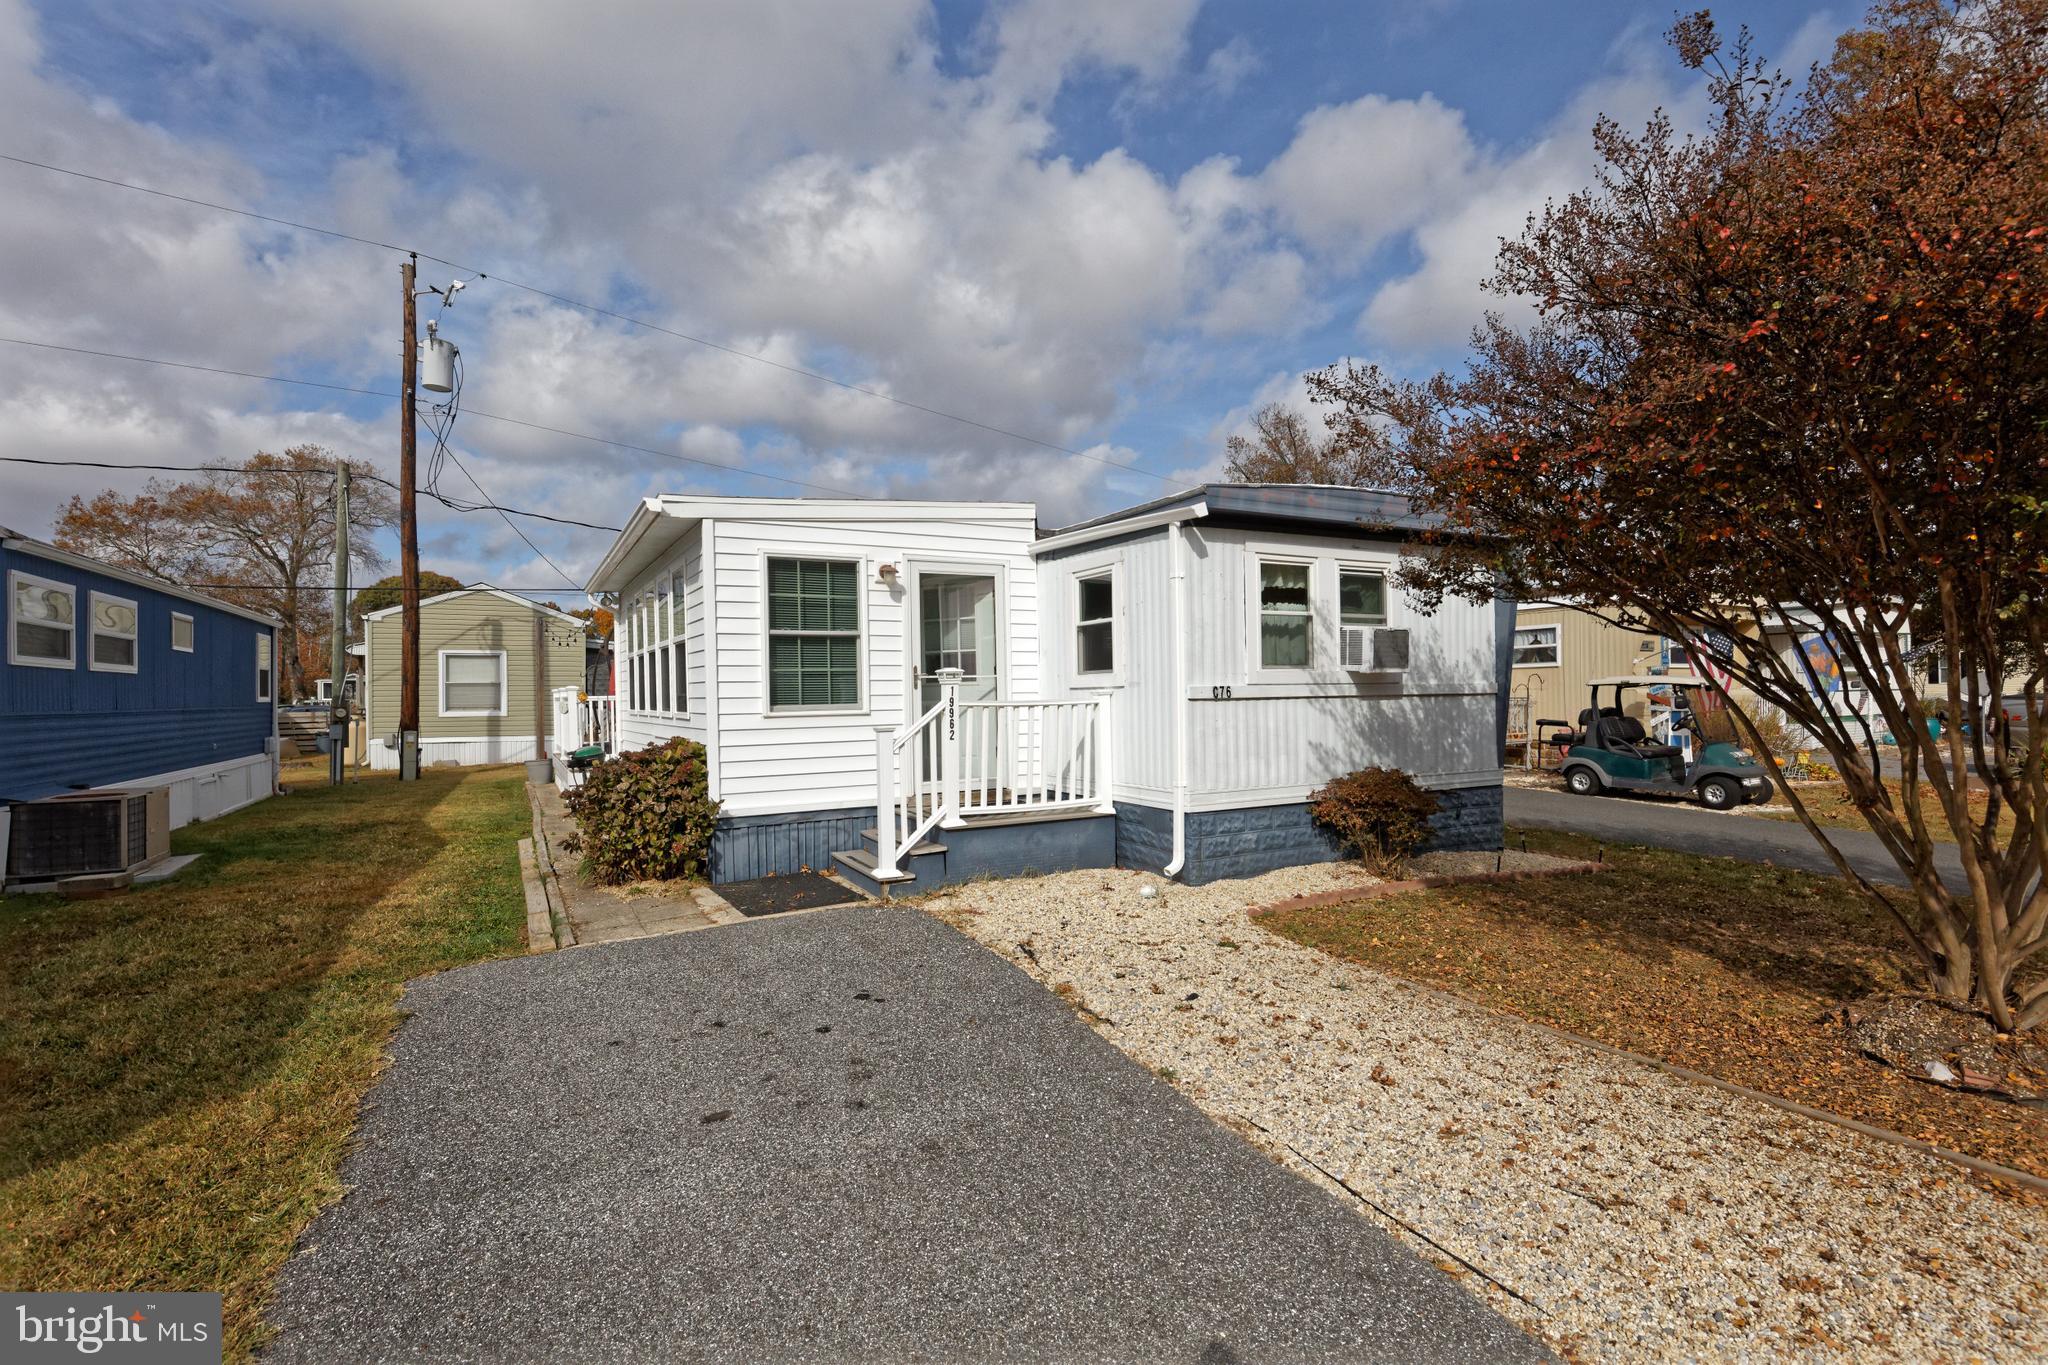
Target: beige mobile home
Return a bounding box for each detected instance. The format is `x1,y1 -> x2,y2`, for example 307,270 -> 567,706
1509,603 -> 1672,730
361,587 -> 586,770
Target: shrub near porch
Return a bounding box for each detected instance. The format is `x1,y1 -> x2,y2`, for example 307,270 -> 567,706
562,737 -> 719,884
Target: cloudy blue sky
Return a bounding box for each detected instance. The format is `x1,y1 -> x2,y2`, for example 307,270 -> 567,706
0,0 -> 1849,598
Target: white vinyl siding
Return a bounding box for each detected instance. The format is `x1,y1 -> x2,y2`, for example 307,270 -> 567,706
440,650 -> 507,716
8,569 -> 75,668
88,591 -> 139,673
705,511 -> 1041,816
1043,524 -> 1498,811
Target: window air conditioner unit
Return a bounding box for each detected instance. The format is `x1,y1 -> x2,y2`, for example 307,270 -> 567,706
5,787 -> 170,883
1339,624 -> 1371,670
1341,626 -> 1411,672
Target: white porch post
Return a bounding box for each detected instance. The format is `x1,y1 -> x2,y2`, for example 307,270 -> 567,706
872,726 -> 900,879
1092,697 -> 1116,815
938,666 -> 964,828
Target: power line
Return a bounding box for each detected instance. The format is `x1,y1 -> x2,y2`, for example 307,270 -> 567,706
0,334 -> 866,497
0,152 -> 474,271
0,454 -> 622,532
0,151 -> 1170,484
415,352 -> 583,592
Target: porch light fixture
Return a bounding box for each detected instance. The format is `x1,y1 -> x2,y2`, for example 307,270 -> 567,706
877,562 -> 899,583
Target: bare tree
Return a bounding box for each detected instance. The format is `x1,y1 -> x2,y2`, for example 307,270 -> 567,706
55,445 -> 393,700
1222,402 -> 1411,489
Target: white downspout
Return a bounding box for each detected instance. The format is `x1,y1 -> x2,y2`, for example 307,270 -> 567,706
1164,516 -> 1190,877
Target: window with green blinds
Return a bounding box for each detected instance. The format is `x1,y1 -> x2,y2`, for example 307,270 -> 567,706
767,558 -> 860,708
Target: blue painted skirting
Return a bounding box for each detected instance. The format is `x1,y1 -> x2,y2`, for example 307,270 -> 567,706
712,784 -> 1505,889
709,806 -> 873,884
1116,784 -> 1505,886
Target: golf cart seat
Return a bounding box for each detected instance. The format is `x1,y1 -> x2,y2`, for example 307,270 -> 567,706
1595,712 -> 1682,760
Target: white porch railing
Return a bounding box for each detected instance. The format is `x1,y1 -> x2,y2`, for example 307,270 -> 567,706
550,686 -> 617,787
872,668 -> 1114,879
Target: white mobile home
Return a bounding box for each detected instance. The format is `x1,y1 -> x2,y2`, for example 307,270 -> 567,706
574,485 -> 1508,889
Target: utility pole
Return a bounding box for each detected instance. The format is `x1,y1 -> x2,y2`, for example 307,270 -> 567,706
399,253 -> 421,781
329,460 -> 350,786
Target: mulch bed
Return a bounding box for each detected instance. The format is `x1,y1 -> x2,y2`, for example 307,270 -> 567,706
1260,827 -> 2048,1195
717,870 -> 868,918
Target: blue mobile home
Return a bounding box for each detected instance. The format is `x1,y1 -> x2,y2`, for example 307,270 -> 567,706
1,526 -> 279,854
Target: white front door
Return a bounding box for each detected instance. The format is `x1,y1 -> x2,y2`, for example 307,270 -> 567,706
917,572 -> 1000,793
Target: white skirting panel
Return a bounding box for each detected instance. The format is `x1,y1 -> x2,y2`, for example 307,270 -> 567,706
365,735 -> 540,770
1,751 -> 276,876
109,751 -> 276,829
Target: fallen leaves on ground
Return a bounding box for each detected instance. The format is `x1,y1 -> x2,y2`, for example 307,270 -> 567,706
1261,827 -> 2048,1195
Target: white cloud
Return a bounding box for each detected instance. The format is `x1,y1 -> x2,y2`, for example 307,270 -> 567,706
0,0 -> 1854,593
1197,35 -> 1260,99
1354,30 -> 1710,351
1261,94 -> 1480,260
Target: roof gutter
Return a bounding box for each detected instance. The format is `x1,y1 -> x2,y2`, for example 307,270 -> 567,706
1031,501 -> 1208,557
582,498 -> 666,595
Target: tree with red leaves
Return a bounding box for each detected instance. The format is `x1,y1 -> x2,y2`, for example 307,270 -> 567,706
1314,1 -> 2048,1027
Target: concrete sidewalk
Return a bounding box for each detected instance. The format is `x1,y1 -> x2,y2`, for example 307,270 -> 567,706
528,780 -> 738,945
264,908 -> 1544,1364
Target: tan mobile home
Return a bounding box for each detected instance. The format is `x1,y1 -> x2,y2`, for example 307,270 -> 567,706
361,587 -> 586,770
1510,602 -> 1674,732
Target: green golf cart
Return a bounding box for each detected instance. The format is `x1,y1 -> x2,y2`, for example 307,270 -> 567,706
1559,675 -> 1771,810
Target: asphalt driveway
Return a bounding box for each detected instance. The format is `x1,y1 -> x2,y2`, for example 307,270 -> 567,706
1506,786 -> 1969,895
265,907 -> 1540,1364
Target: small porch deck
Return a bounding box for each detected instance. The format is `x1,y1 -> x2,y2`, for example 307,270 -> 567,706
549,675 -> 1119,894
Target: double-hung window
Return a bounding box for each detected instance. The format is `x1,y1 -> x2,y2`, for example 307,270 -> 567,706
1513,624 -> 1560,666
88,592 -> 139,673
1339,569 -> 1387,630
1075,572 -> 1115,677
1258,562 -> 1313,668
767,558 -> 860,709
9,571 -> 76,668
171,612 -> 194,653
256,632 -> 273,702
440,650 -> 506,716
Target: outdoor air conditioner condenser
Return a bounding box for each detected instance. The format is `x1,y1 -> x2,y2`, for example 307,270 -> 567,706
4,787 -> 171,883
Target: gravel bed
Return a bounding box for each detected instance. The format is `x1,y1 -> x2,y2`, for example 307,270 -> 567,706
923,864 -> 2048,1363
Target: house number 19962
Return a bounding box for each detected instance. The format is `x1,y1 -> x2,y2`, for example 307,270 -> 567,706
1210,685 -> 1233,700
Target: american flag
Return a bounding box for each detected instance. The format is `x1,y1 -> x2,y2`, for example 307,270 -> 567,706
1694,627 -> 1739,664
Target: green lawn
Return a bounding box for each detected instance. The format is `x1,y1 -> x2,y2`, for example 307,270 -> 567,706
0,762 -> 531,1359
